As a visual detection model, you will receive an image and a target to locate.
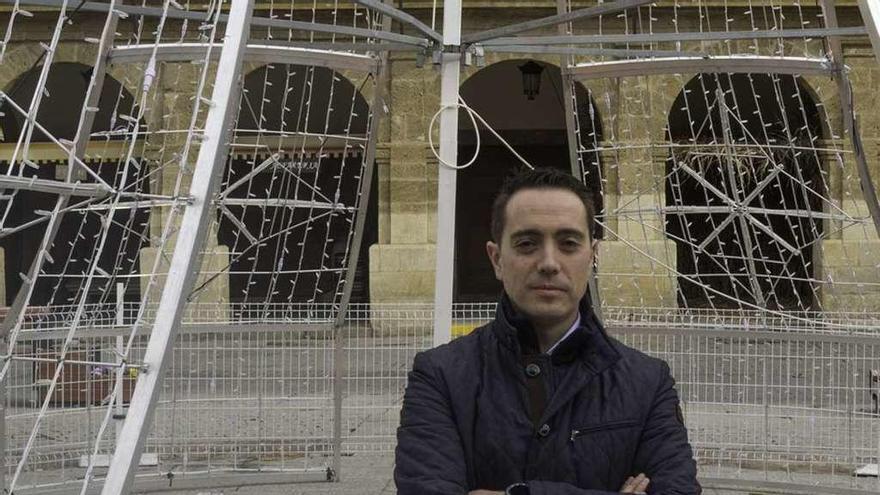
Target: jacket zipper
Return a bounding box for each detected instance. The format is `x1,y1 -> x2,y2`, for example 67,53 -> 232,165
570,419 -> 639,442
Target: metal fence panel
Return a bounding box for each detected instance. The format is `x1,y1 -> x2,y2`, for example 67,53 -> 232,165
5,302 -> 880,493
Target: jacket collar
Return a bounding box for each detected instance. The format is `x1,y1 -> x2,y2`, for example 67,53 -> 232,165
492,292 -> 621,371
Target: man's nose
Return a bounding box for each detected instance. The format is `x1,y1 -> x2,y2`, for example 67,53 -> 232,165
537,245 -> 561,274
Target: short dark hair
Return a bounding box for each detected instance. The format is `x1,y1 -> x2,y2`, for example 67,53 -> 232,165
490,167 -> 596,243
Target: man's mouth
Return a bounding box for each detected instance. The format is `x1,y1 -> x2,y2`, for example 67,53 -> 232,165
532,285 -> 566,292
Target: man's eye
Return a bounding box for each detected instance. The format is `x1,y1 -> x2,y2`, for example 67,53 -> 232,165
561,239 -> 581,250
515,240 -> 536,250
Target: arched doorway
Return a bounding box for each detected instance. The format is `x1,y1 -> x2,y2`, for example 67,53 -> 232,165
218,64 -> 377,305
665,73 -> 825,310
454,60 -> 603,302
0,62 -> 148,306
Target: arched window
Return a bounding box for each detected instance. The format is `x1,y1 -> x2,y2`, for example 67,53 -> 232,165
0,63 -> 148,306
454,60 -> 603,302
0,62 -> 135,142
665,73 -> 825,310
218,64 -> 377,305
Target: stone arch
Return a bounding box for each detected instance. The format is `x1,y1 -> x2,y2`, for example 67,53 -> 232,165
453,59 -> 603,302
0,43 -> 139,100
0,61 -> 149,306
797,75 -> 836,146
1,61 -> 139,142
0,43 -> 87,92
460,53 -> 615,152
218,64 -> 377,304
664,72 -> 826,310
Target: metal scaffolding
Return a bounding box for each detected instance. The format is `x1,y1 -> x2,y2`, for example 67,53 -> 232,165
1,0 -> 880,493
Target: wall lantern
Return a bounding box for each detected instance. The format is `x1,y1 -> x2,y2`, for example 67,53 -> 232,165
518,61 -> 544,100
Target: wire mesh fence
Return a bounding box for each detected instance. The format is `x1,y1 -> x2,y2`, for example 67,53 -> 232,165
3,301 -> 880,493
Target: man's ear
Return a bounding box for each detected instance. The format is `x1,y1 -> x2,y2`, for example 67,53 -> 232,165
486,241 -> 502,281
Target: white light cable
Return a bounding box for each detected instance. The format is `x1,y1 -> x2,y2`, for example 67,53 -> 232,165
428,96 -> 534,171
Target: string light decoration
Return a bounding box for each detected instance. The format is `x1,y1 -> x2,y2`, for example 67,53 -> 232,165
0,0 -> 880,493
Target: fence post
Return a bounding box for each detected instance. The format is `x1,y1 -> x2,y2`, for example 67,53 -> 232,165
762,354 -> 769,480
329,0 -> 394,478
846,348 -> 853,469
0,379 -> 4,492
115,283 -> 125,446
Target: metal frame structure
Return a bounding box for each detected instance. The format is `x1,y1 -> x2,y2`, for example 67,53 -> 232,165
425,0 -> 880,341
93,0 -> 410,489
0,0 -> 125,488
2,0 -> 880,493
461,0 -> 654,44
479,27 -> 868,46
0,0 -> 411,488
5,301 -> 880,495
0,0 -> 430,49
822,0 -> 880,239
568,56 -> 834,80
330,1 -> 393,478
555,0 -> 603,317
108,44 -> 379,72
861,0 -> 880,57
431,0 -> 462,346
99,0 -> 255,491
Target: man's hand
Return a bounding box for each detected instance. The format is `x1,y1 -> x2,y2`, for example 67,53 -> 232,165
620,473 -> 650,494
468,491 -> 503,495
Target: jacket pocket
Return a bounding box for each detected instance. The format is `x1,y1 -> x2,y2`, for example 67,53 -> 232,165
570,419 -> 639,442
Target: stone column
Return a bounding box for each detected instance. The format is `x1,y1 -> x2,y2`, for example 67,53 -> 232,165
595,76 -> 677,309
138,63 -> 229,319
819,50 -> 880,311
597,145 -> 677,308
369,57 -> 439,305
821,139 -> 880,311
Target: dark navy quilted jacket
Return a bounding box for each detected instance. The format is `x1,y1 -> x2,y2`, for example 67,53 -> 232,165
395,296 -> 700,495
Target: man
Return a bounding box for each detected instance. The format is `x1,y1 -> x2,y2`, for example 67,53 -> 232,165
395,168 -> 700,495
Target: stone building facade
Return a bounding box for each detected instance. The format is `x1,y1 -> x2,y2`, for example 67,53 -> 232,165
0,1 -> 879,312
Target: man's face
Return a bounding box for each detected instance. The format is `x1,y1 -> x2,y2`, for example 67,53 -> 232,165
486,188 -> 597,329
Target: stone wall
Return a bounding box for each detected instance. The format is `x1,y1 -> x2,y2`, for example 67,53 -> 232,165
0,2 -> 879,313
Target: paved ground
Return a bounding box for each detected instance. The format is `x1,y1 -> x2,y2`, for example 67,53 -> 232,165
142,455 -> 880,495
11,453 -> 879,495
153,453 -> 396,495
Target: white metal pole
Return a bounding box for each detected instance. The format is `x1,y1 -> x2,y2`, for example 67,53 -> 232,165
115,283 -> 124,445
854,3 -> 880,484
860,0 -> 880,62
101,0 -> 253,492
330,3 -> 394,479
432,0 -> 462,347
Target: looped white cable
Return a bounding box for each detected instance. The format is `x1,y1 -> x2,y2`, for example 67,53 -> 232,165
428,96 -> 534,171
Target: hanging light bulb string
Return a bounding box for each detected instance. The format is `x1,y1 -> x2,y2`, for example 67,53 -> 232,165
428,96 -> 535,171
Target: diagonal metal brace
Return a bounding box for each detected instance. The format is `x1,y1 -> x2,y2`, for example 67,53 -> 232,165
101,0 -> 254,492
352,0 -> 442,44
462,0 -> 654,44
0,175 -> 113,198
479,26 -> 868,46
0,0 -> 430,48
